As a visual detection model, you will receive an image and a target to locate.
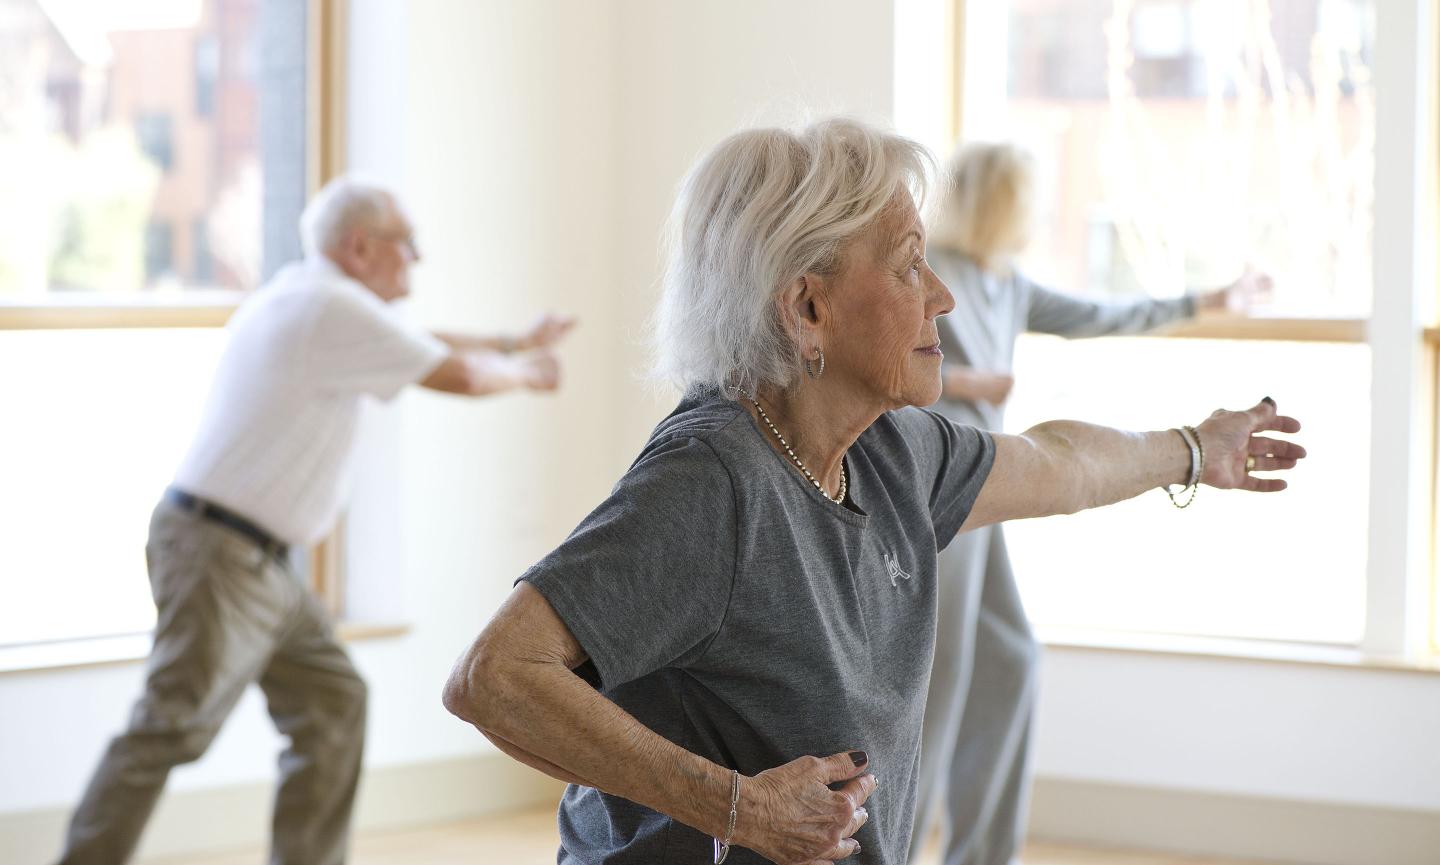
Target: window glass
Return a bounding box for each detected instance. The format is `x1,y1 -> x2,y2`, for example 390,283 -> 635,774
0,0 -> 304,297
1003,336 -> 1367,644
996,0 -> 1374,316
0,329 -> 226,646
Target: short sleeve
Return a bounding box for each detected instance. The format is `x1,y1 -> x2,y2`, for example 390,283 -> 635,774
519,436 -> 738,690
307,288 -> 449,400
892,409 -> 995,549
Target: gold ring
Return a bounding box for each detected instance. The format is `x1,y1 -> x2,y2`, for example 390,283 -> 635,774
1245,456 -> 1257,472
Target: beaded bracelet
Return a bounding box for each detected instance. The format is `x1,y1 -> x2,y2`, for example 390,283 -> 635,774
1164,425 -> 1204,509
713,770 -> 739,864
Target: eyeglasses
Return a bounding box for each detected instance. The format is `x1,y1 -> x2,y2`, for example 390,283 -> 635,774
371,228 -> 420,259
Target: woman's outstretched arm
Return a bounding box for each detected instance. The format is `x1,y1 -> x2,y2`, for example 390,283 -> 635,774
961,397 -> 1305,530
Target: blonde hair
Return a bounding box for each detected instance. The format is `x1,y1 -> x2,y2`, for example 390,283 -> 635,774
654,117 -> 932,397
928,142 -> 1036,272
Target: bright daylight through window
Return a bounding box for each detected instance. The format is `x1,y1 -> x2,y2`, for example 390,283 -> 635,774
0,0 -> 306,649
961,0 -> 1375,643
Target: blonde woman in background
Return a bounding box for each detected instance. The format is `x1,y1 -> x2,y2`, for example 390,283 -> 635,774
911,143 -> 1269,865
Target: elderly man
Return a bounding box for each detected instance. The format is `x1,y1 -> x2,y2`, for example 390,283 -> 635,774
56,177 -> 574,865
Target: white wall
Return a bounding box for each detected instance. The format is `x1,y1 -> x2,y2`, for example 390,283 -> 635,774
377,0 -> 625,769
610,0 -> 897,455
1034,649 -> 1440,813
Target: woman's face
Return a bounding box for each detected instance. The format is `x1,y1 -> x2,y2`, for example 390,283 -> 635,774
817,193 -> 954,410
1003,173 -> 1036,256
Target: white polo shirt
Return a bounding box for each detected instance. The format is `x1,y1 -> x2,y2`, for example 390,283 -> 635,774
173,256 -> 449,545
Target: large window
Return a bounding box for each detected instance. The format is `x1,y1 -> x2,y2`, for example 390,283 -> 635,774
0,0 -> 321,653
995,0 -> 1375,317
952,0 -> 1435,651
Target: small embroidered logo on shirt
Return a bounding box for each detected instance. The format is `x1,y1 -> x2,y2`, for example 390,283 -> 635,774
884,552 -> 912,587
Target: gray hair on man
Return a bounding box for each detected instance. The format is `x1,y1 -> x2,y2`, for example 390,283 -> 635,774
655,117 -> 933,397
300,176 -> 395,258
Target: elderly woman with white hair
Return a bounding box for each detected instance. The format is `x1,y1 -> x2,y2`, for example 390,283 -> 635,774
912,143 -> 1269,865
442,119 -> 1302,865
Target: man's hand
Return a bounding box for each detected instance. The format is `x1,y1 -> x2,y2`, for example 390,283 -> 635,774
421,348 -> 561,396
511,350 -> 560,391
516,313 -> 577,352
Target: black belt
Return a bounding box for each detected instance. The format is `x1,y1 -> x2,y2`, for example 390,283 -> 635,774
164,487 -> 290,561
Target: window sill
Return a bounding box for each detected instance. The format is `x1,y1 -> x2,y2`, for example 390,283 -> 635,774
0,622 -> 412,676
1149,315 -> 1367,343
0,292 -> 242,330
1037,626 -> 1440,676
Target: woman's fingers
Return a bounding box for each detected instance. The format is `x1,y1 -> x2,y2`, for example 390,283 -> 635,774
1248,456 -> 1299,471
1246,436 -> 1306,471
815,836 -> 862,861
1260,413 -> 1302,434
1248,436 -> 1305,459
1245,397 -> 1302,434
816,750 -> 870,785
836,805 -> 869,839
831,772 -> 877,810
1241,474 -> 1289,493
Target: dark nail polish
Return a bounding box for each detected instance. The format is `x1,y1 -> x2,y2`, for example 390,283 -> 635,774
849,750 -> 868,766
1262,396 -> 1276,407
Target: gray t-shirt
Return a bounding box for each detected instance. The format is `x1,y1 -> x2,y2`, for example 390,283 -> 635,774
521,389 -> 995,865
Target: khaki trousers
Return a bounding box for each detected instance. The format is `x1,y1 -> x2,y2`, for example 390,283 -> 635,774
57,500 -> 367,865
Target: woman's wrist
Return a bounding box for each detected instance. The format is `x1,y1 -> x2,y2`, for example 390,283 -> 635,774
657,754 -> 743,841
1163,425 -> 1204,508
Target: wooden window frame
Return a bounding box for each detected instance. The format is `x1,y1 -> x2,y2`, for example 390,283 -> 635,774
0,0 -> 353,623
947,0 -> 1440,660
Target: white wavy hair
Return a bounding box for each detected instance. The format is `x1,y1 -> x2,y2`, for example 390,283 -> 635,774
300,176 -> 395,258
654,117 -> 933,397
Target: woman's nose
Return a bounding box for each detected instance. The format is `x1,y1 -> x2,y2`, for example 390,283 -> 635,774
928,269 -> 955,317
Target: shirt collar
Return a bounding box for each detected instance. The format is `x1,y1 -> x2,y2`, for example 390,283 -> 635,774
305,254 -> 349,282
303,254 -> 377,299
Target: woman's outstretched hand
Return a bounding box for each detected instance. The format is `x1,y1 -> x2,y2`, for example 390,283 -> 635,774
1197,266 -> 1274,315
1196,397 -> 1305,492
732,751 -> 876,864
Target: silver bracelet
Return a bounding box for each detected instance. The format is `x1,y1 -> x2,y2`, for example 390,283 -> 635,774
713,769 -> 739,864
1175,426 -> 1201,487
1164,425 -> 1204,509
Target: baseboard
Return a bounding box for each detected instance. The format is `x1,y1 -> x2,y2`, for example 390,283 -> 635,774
0,753 -> 565,865
1028,776 -> 1440,865
16,767 -> 1434,865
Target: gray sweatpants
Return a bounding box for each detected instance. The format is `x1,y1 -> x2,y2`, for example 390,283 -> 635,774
57,500 -> 367,865
909,524 -> 1040,865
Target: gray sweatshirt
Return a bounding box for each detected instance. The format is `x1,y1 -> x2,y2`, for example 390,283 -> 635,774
930,248 -> 1197,431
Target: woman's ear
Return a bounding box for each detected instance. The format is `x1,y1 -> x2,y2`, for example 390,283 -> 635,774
792,273 -> 832,323
779,273 -> 831,347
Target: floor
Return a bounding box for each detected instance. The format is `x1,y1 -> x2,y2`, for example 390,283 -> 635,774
142,804 -> 1295,865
